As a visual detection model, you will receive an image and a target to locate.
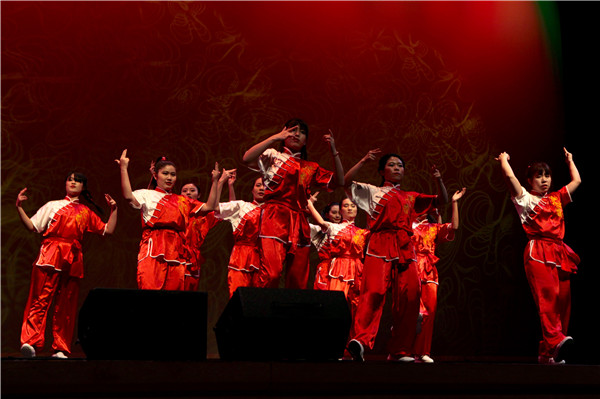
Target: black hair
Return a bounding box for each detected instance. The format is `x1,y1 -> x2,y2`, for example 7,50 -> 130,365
282,118 -> 308,160
181,182 -> 200,192
425,208 -> 440,224
378,153 -> 406,186
338,196 -> 357,207
338,196 -> 359,221
250,176 -> 264,201
526,162 -> 552,180
180,182 -> 201,199
321,201 -> 340,222
252,176 -> 264,189
149,156 -> 176,189
66,172 -> 104,215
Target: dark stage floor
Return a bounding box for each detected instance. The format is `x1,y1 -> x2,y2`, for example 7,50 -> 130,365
2,356 -> 599,399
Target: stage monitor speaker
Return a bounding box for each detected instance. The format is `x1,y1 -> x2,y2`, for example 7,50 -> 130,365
78,288 -> 207,360
214,287 -> 351,361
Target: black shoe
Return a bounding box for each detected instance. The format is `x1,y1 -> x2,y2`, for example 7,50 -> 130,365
347,339 -> 364,362
555,336 -> 574,363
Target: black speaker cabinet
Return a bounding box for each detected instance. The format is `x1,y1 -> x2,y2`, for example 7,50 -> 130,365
78,288 -> 207,360
215,287 -> 351,361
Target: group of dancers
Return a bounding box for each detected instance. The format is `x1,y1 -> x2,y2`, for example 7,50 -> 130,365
16,118 -> 581,365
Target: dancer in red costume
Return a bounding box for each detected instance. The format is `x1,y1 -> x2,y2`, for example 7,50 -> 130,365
117,150 -> 216,291
410,186 -> 466,363
242,119 -> 344,289
496,148 -> 581,364
180,174 -> 235,292
344,149 -> 448,362
308,194 -> 369,331
181,182 -> 210,291
206,173 -> 265,297
17,172 -> 117,358
311,200 -> 343,291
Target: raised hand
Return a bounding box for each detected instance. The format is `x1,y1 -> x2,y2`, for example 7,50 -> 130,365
16,188 -> 28,207
452,187 -> 467,202
220,168 -> 236,184
431,164 -> 441,179
495,152 -> 510,162
227,169 -> 237,185
564,147 -> 574,163
211,162 -> 221,182
274,125 -> 297,141
104,193 -> 117,210
564,147 -> 581,194
115,149 -> 130,169
323,129 -> 336,146
362,148 -> 382,163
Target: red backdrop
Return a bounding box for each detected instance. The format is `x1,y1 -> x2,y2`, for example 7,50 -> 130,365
2,1 -> 594,360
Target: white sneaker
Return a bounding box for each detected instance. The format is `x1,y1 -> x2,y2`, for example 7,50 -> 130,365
387,354 -> 415,362
20,344 -> 36,358
51,351 -> 68,359
419,355 -> 434,363
538,355 -> 565,365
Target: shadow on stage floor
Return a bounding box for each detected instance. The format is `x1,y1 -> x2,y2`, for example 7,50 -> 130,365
2,355 -> 599,399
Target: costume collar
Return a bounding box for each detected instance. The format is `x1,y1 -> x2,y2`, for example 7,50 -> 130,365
383,181 -> 402,188
154,186 -> 171,194
65,196 -> 80,203
530,190 -> 546,198
283,147 -> 302,159
414,217 -> 429,227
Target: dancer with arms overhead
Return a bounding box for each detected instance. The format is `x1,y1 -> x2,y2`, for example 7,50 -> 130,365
496,148 -> 581,364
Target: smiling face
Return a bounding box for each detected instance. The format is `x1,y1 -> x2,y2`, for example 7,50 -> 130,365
65,174 -> 84,198
326,204 -> 341,223
154,165 -> 177,191
379,156 -> 405,184
181,183 -> 199,200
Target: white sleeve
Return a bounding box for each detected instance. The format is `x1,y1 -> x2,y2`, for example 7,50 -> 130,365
131,189 -> 150,210
346,181 -> 376,216
217,201 -> 244,222
310,222 -> 330,249
511,186 -> 533,224
256,148 -> 277,178
29,201 -> 54,233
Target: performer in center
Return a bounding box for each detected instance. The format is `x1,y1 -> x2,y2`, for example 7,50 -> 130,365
344,149 -> 448,362
242,119 -> 344,289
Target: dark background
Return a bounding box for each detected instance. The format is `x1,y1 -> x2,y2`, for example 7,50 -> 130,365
2,1 -> 597,362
